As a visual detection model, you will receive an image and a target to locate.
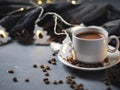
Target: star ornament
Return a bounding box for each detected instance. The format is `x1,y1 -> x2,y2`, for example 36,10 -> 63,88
0,25 -> 11,44
33,25 -> 50,44
58,32 -> 75,59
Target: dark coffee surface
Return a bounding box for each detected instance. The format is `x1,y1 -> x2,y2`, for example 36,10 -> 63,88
76,32 -> 104,39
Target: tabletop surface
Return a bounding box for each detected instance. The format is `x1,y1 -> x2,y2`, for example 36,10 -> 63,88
0,0 -> 120,90
0,42 -> 120,90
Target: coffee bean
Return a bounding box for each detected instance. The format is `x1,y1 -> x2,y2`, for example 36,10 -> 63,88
25,78 -> 30,82
33,64 -> 38,68
44,72 -> 49,76
45,80 -> 50,84
8,70 -> 14,74
71,80 -> 76,84
104,58 -> 109,63
77,83 -> 84,90
52,61 -> 56,65
66,79 -> 71,84
53,80 -> 58,85
78,83 -> 84,87
12,77 -> 18,82
48,60 -> 52,64
66,76 -> 71,79
70,84 -> 75,89
67,57 -> 105,68
42,69 -> 47,72
68,78 -> 72,82
40,65 -> 45,69
74,86 -> 79,90
69,75 -> 75,79
48,58 -> 57,65
46,66 -> 51,70
76,63 -> 81,67
58,80 -> 63,84
51,58 -> 56,62
52,53 -> 56,56
43,78 -> 48,81
43,78 -> 50,84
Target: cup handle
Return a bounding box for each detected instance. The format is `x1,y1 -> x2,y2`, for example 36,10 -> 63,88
108,36 -> 119,53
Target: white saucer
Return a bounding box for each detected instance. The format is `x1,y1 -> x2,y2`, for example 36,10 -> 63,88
58,45 -> 120,71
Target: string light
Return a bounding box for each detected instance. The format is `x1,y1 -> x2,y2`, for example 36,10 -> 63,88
19,7 -> 24,11
46,0 -> 52,4
37,0 -> 42,5
71,0 -> 77,4
0,29 -> 6,38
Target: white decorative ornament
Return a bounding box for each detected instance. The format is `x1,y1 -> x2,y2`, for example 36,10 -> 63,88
58,31 -> 74,59
32,6 -> 50,44
33,25 -> 50,44
50,42 -> 62,53
0,25 -> 11,44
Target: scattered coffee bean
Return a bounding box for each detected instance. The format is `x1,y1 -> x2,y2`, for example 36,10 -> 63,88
43,78 -> 48,81
51,61 -> 56,65
33,64 -> 38,68
70,84 -> 75,89
44,72 -> 49,76
53,80 -> 58,85
51,58 -> 56,62
8,70 -> 14,74
68,78 -> 72,82
67,58 -> 105,68
40,65 -> 45,69
77,83 -> 84,90
74,86 -> 79,90
42,69 -> 47,72
12,77 -> 18,82
43,78 -> 50,84
46,66 -> 51,70
25,78 -> 30,82
48,58 -> 57,65
67,75 -> 75,79
58,80 -> 63,84
71,75 -> 75,79
104,58 -> 109,63
48,60 -> 52,64
45,80 -> 50,84
66,76 -> 71,79
52,53 -> 56,56
78,83 -> 84,87
71,80 -> 76,84
76,63 -> 81,67
66,79 -> 71,84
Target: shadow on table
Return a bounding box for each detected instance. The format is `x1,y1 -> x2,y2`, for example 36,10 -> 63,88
64,65 -> 105,80
64,65 -> 120,88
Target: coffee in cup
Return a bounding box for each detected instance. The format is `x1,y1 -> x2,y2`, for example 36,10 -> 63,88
76,31 -> 105,40
72,26 -> 119,64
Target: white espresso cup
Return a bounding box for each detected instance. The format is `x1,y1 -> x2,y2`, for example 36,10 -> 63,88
72,26 -> 119,64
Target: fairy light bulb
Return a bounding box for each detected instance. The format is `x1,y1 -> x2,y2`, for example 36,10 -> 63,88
0,29 -> 6,38
37,0 -> 42,5
20,7 -> 24,11
46,0 -> 52,4
36,30 -> 43,39
71,0 -> 77,4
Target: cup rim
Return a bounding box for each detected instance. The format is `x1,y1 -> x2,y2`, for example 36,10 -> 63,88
72,26 -> 108,41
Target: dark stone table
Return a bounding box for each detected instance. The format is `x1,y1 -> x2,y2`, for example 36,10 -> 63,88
0,0 -> 120,90
0,42 -> 120,90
